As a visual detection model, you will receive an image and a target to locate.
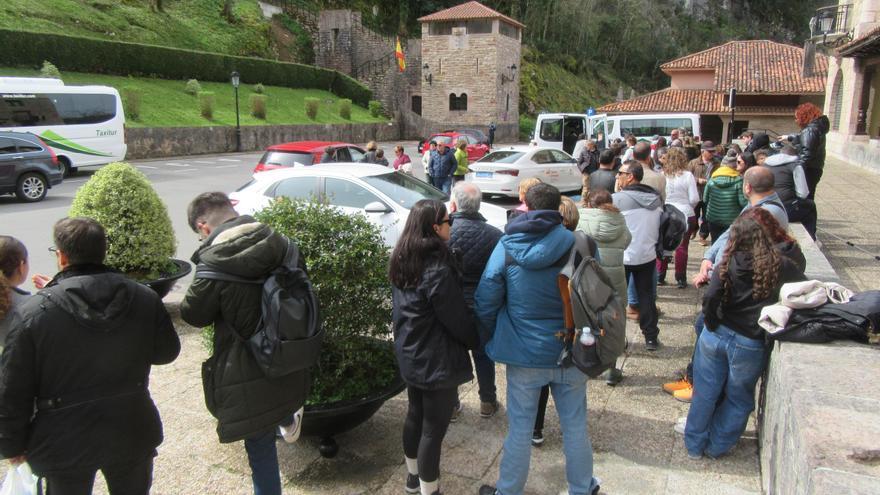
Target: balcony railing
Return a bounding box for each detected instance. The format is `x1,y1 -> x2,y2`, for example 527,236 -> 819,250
810,4 -> 853,46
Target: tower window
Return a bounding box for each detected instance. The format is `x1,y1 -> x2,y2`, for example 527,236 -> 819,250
449,93 -> 468,111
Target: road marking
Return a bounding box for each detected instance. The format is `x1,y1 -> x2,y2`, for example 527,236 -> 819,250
65,179 -> 87,183
217,158 -> 241,162
193,161 -> 213,164
214,164 -> 239,169
137,165 -> 158,169
165,163 -> 192,167
173,168 -> 199,173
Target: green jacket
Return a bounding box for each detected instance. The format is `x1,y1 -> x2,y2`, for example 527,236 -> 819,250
181,215 -> 310,443
454,148 -> 469,176
704,167 -> 747,226
577,207 -> 631,299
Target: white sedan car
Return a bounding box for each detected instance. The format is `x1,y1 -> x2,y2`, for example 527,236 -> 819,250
465,146 -> 582,197
230,163 -> 508,247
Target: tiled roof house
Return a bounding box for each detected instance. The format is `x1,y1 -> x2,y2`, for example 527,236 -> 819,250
598,40 -> 828,142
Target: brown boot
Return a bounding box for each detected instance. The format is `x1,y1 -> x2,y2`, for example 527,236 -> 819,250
626,305 -> 639,321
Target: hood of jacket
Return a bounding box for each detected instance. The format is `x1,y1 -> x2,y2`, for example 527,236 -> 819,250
764,153 -> 799,167
616,184 -> 662,210
42,264 -> 137,332
193,215 -> 287,278
711,165 -> 740,179
808,115 -> 830,135
502,210 -> 573,270
578,207 -> 629,244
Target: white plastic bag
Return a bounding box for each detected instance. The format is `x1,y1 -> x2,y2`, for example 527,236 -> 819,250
0,463 -> 38,495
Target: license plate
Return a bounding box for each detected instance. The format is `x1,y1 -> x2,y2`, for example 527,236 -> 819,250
476,171 -> 493,178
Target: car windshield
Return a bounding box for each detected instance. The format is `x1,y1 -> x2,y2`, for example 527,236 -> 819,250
261,151 -> 313,167
362,172 -> 447,209
432,135 -> 454,146
477,151 -> 525,164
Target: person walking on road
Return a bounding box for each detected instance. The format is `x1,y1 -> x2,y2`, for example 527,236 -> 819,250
429,142 -> 457,194
181,192 -> 307,495
703,154 -> 747,242
688,141 -> 719,246
0,217 -> 180,495
393,145 -> 413,174
360,141 -> 379,164
390,199 -> 479,495
423,141 -> 437,182
659,147 -> 700,288
476,183 -> 601,495
454,139 -> 469,183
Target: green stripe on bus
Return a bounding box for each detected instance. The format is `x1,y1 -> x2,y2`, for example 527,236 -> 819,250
39,130 -> 113,157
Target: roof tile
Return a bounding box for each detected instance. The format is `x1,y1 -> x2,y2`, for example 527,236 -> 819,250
596,88 -> 798,115
417,1 -> 525,28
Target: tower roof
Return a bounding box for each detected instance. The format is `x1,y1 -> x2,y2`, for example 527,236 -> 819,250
418,1 -> 525,28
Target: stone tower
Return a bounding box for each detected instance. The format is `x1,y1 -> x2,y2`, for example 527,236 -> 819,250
417,1 -> 523,127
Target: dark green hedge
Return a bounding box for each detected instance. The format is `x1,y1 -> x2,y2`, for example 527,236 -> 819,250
0,28 -> 371,106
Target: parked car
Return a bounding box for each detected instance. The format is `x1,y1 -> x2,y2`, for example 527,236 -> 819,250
0,131 -> 63,202
231,163 -> 508,247
465,146 -> 581,198
253,141 -> 366,173
446,128 -> 489,145
417,132 -> 490,161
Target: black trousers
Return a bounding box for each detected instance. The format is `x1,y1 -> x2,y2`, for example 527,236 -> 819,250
625,261 -> 660,339
695,201 -> 708,238
44,455 -> 153,495
804,167 -> 823,200
403,385 -> 457,483
708,222 -> 729,244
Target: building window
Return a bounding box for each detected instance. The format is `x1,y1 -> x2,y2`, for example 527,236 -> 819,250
449,93 -> 468,111
506,94 -> 510,112
831,69 -> 844,131
499,22 -> 519,39
429,22 -> 454,36
467,20 -> 492,34
412,95 -> 422,116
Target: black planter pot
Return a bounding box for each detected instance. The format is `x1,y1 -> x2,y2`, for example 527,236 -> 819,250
302,365 -> 406,458
143,259 -> 192,299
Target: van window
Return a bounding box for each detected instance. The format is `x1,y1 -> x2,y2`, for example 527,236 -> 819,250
539,118 -> 562,142
618,118 -> 692,137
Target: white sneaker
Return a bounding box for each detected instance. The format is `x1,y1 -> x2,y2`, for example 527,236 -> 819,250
674,419 -> 686,435
676,416 -> 687,425
279,407 -> 304,444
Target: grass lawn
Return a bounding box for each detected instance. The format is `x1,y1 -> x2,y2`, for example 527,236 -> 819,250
0,67 -> 387,128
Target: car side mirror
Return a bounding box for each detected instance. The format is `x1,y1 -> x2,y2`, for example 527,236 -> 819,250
364,201 -> 392,214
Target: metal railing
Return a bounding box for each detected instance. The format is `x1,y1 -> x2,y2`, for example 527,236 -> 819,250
810,4 -> 853,44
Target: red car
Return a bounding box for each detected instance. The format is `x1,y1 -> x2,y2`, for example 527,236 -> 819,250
417,132 -> 490,162
254,141 -> 367,173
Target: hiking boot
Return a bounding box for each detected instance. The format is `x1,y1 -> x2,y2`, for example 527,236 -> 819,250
604,367 -> 623,386
480,400 -> 499,418
531,429 -> 544,446
592,478 -> 602,495
662,378 -> 691,395
449,402 -> 464,423
405,474 -> 420,494
626,305 -> 639,321
278,406 -> 304,444
645,337 -> 660,351
674,384 -> 693,403
479,485 -> 499,495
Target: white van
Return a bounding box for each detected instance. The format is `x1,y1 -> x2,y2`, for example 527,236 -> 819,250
533,113 -> 701,153
0,77 -> 127,175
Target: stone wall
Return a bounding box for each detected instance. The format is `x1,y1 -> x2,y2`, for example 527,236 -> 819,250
494,32 -> 521,126
759,224 -> 880,494
125,122 -> 400,159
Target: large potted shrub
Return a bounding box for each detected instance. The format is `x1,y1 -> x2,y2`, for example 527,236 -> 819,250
68,162 -> 190,297
254,197 -> 401,458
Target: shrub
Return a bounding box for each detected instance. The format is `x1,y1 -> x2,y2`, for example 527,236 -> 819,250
253,82 -> 265,94
185,79 -> 202,95
254,198 -> 394,404
121,86 -> 142,121
250,94 -> 267,119
40,60 -> 61,79
68,162 -> 176,279
338,98 -> 352,120
304,97 -> 319,120
198,91 -> 215,119
368,100 -> 382,118
0,28 -> 372,105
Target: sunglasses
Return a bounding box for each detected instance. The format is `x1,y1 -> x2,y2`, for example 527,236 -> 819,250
437,217 -> 453,226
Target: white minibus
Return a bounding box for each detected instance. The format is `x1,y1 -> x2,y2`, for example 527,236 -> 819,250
0,77 -> 127,175
533,112 -> 701,153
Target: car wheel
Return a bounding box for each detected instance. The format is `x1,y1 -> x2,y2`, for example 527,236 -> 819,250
16,173 -> 48,202
59,157 -> 77,177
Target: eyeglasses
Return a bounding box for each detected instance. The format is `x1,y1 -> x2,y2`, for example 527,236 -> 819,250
437,217 -> 453,226
48,246 -> 58,253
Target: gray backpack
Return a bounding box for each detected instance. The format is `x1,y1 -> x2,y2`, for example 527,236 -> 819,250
558,231 -> 627,377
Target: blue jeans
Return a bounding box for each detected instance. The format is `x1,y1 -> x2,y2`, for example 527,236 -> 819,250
685,312 -> 705,383
244,429 -> 281,495
430,175 -> 452,194
685,324 -> 768,458
627,265 -> 658,306
473,345 -> 497,403
496,365 -> 598,495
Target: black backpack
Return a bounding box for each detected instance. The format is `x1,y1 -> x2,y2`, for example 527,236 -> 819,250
657,203 -> 687,257
558,231 -> 627,377
196,238 -> 323,378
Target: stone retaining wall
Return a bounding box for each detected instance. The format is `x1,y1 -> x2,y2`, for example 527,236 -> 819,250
125,122 -> 401,159
759,224 -> 880,494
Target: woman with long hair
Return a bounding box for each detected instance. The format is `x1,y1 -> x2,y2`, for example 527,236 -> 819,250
741,207 -> 806,272
684,217 -> 805,459
389,199 -> 479,495
736,151 -> 757,175
787,102 -> 829,199
660,147 -> 700,287
0,236 -> 30,350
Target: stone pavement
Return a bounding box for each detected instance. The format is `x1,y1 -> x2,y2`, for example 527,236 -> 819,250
14,155 -> 879,495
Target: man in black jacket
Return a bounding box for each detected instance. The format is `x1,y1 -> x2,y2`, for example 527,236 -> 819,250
181,192 -> 307,495
448,182 -> 503,419
0,217 -> 180,494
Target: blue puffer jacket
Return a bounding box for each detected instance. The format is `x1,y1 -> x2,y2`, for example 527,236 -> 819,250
474,210 -> 575,368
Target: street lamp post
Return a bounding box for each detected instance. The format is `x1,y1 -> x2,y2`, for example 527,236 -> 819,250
231,71 -> 241,152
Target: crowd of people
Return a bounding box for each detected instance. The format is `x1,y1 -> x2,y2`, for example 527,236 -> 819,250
0,102 -> 830,495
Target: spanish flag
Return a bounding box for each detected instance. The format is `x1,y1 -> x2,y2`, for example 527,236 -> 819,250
395,37 -> 406,72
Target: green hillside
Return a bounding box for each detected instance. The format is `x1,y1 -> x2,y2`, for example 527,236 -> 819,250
0,67 -> 385,127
